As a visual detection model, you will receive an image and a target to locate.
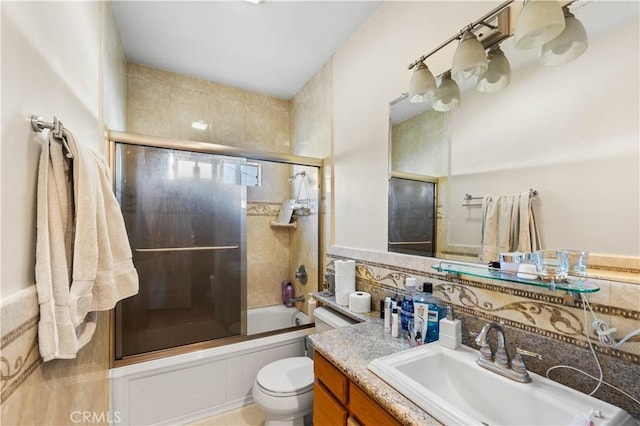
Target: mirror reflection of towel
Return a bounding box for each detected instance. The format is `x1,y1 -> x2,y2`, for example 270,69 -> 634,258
480,192 -> 541,262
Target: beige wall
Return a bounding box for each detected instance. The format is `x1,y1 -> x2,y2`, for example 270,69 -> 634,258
290,61 -> 333,307
391,109 -> 447,178
1,1 -> 126,424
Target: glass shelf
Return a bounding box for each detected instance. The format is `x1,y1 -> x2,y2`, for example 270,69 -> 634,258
431,261 -> 600,293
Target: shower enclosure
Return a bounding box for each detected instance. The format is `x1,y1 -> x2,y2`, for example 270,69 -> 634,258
109,133 -> 321,364
388,177 -> 436,257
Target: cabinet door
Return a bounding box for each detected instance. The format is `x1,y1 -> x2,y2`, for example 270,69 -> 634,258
314,352 -> 349,404
349,382 -> 401,426
314,382 -> 348,426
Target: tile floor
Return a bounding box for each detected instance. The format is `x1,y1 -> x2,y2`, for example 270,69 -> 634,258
188,404 -> 266,426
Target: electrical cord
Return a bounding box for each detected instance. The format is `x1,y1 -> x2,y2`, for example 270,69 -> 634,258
615,329 -> 640,349
546,365 -> 640,407
545,293 -> 640,407
582,296 -> 617,347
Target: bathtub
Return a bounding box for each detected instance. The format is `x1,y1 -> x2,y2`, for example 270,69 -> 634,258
109,306 -> 312,425
248,304 -> 310,335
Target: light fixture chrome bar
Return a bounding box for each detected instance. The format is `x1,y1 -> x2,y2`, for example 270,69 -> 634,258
408,0 -> 514,70
135,245 -> 239,253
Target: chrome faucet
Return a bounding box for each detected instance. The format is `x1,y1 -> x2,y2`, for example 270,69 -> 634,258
288,295 -> 305,304
474,322 -> 541,383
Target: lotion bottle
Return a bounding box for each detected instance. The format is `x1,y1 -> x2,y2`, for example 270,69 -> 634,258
308,294 -> 317,322
383,297 -> 391,333
439,306 -> 462,349
391,307 -> 399,338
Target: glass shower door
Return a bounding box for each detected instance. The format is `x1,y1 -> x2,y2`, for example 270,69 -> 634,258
113,144 -> 247,358
388,177 -> 436,257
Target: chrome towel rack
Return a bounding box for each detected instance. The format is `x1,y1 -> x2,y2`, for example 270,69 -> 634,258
30,115 -> 74,159
462,188 -> 538,207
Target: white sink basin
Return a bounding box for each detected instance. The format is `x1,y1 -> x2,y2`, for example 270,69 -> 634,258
367,342 -> 637,426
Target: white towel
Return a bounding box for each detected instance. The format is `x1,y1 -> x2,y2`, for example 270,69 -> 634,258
480,192 -> 541,262
35,130 -> 139,361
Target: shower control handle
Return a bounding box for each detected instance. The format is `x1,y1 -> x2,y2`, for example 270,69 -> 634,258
296,265 -> 308,285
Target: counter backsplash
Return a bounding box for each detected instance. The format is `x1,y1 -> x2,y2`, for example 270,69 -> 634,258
326,246 -> 640,418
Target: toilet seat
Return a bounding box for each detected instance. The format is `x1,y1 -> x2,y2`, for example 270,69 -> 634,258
256,357 -> 314,397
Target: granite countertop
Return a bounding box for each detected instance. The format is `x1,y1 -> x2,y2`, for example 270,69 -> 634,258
309,293 -> 442,426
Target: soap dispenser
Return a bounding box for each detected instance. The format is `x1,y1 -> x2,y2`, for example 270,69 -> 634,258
439,306 -> 462,350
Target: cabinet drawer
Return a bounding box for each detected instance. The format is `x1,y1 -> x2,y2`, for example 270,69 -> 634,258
349,382 -> 401,426
314,352 -> 349,404
314,382 -> 348,426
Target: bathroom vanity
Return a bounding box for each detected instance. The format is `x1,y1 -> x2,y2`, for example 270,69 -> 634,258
309,296 -> 442,425
309,296 -> 638,426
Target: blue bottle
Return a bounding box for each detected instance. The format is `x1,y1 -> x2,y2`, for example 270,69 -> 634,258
400,278 -> 417,336
421,282 -> 443,343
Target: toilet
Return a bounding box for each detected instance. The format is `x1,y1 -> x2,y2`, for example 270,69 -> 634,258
252,306 -> 357,426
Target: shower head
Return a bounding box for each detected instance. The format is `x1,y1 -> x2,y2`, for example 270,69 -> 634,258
288,171 -> 306,182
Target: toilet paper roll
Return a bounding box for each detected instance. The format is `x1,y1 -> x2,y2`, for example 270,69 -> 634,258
349,291 -> 371,313
334,260 -> 356,305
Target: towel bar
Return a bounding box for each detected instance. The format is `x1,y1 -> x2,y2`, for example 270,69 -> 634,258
135,245 -> 239,253
30,115 -> 74,159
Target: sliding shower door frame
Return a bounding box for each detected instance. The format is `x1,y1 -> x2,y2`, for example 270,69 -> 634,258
107,131 -> 323,368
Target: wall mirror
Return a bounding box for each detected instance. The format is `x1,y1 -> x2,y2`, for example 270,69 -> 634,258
389,1 -> 639,283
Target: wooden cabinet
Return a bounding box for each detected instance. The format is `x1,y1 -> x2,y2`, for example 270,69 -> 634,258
313,352 -> 401,426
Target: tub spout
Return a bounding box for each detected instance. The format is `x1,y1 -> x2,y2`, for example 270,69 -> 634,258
288,295 -> 305,304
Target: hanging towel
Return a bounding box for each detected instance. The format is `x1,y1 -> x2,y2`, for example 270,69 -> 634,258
35,129 -> 139,361
480,192 -> 541,262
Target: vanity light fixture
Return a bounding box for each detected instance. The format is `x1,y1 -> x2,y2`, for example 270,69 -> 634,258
476,45 -> 511,92
451,30 -> 488,81
405,0 -> 587,110
432,71 -> 460,112
408,62 -> 437,103
406,1 -> 513,105
514,0 -> 566,50
539,6 -> 588,66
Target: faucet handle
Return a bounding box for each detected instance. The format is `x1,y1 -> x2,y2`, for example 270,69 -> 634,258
511,347 -> 542,376
515,347 -> 542,360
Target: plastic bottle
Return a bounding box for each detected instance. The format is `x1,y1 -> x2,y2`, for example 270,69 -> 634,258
284,282 -> 294,308
383,297 -> 392,333
439,306 -> 462,350
421,282 -> 443,343
412,287 -> 430,345
391,307 -> 399,338
281,280 -> 291,304
308,294 -> 317,322
400,278 -> 417,337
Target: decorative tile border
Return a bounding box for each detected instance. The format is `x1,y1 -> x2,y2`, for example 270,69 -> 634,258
1,315 -> 42,403
247,201 -> 280,216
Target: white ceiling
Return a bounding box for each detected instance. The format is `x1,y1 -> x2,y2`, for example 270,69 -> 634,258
111,1 -> 382,100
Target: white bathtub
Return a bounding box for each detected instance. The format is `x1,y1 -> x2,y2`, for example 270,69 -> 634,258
248,304 -> 309,335
109,306 -> 311,426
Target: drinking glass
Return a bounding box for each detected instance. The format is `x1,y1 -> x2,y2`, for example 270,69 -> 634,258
534,249 -> 569,282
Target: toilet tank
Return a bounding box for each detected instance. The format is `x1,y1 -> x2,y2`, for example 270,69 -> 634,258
314,306 -> 358,332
